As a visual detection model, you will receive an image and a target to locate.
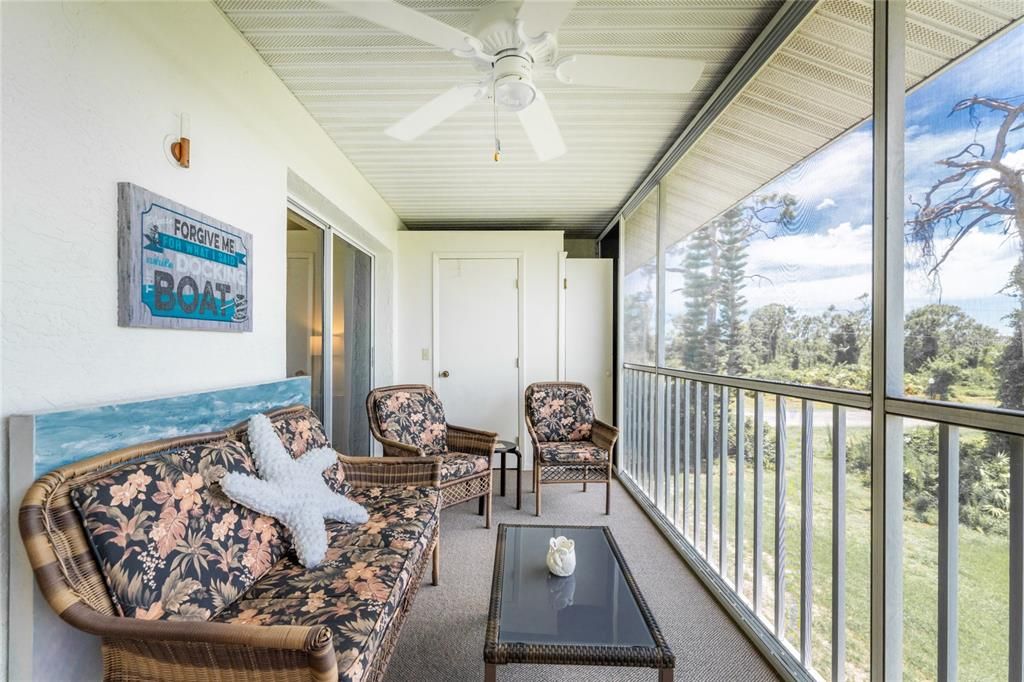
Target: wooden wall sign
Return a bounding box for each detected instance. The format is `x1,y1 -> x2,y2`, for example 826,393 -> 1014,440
118,183 -> 253,331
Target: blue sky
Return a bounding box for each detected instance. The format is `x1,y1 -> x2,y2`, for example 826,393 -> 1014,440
655,22 -> 1024,334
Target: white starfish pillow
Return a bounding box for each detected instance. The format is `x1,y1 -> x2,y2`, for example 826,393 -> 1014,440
220,413 -> 369,568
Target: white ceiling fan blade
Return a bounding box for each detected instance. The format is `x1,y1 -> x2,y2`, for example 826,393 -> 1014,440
516,91 -> 566,162
556,55 -> 704,93
329,1 -> 473,52
517,0 -> 577,36
386,85 -> 484,141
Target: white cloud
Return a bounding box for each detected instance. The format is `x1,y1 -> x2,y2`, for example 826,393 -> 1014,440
773,131 -> 873,209
744,221 -> 873,313
743,270 -> 870,314
904,228 -> 1020,323
964,147 -> 1024,236
742,226 -> 1019,329
664,221 -> 874,319
904,121 -> 1005,198
746,221 -> 873,271
816,197 -> 837,211
974,148 -> 1024,187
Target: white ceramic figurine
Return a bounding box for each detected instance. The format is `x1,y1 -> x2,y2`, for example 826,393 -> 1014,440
546,536 -> 577,577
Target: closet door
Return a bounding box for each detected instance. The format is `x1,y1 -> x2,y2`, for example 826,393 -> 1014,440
436,257 -> 520,443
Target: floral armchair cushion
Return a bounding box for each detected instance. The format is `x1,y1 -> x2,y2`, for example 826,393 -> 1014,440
70,439 -> 288,621
526,383 -> 595,443
372,388 -> 448,456
440,453 -> 490,483
536,441 -> 608,464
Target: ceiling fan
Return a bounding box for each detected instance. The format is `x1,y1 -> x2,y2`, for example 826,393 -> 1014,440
331,0 -> 705,162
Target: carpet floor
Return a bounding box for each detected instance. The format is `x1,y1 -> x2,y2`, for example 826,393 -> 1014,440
383,472 -> 780,682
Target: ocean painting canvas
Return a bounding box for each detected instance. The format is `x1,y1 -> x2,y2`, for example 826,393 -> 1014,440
31,377 -> 311,477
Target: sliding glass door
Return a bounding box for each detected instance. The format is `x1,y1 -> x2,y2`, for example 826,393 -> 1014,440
330,233 -> 372,454
286,209 -> 373,454
286,213 -> 326,416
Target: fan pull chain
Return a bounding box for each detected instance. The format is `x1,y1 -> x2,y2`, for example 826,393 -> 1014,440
492,81 -> 501,162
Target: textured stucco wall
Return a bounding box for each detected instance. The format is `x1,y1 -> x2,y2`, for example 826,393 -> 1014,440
1,2 -> 403,678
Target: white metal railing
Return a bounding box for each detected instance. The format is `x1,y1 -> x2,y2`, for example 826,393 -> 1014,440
619,363 -> 1024,682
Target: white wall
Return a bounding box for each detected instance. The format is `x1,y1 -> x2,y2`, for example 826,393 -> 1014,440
2,2 -> 403,678
564,259 -> 614,421
395,231 -> 564,461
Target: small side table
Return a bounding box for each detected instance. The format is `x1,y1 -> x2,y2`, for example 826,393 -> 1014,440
495,440 -> 524,510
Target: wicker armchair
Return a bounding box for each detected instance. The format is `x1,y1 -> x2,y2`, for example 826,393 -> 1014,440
367,384 -> 496,528
525,381 -> 619,516
19,406 -> 441,682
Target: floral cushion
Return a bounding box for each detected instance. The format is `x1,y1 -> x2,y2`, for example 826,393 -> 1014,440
440,453 -> 490,483
346,486 -> 440,554
241,407 -> 350,496
70,439 -> 287,621
373,389 -> 448,456
526,384 -> 595,443
214,484 -> 439,682
536,440 -> 608,464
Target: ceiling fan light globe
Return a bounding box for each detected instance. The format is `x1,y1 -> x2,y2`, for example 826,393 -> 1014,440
495,76 -> 536,111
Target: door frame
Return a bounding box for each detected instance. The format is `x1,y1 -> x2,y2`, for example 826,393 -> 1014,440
287,199 -> 376,451
286,252 -> 316,378
557,250 -> 567,381
431,251 -> 525,445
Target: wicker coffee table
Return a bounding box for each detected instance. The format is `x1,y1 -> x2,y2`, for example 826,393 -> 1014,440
484,524 -> 674,680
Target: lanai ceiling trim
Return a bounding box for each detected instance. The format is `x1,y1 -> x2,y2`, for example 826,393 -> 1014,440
217,0 -> 785,237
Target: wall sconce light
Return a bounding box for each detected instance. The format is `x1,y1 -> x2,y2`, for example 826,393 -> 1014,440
310,333 -> 345,357
170,113 -> 191,168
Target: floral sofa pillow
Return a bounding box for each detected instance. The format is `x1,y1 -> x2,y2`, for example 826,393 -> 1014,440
373,389 -> 448,456
526,384 -> 595,442
70,439 -> 288,621
259,407 -> 349,495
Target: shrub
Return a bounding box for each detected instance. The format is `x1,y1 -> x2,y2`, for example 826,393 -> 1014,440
728,415 -> 777,470
834,426 -> 1009,535
901,427 -> 1010,534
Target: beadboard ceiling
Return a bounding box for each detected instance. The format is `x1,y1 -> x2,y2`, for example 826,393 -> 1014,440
217,0 -> 784,237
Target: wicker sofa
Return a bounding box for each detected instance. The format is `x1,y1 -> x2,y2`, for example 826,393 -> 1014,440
19,405 -> 440,682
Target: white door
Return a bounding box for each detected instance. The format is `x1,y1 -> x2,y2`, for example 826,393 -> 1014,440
436,257 -> 519,442
565,259 -> 613,421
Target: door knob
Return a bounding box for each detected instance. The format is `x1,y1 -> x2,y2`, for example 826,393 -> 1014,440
439,370 -> 450,378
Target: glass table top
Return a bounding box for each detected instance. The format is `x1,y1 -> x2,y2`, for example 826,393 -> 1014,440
494,525 -> 656,649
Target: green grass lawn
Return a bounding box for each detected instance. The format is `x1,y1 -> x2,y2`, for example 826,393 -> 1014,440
637,418 -> 1011,681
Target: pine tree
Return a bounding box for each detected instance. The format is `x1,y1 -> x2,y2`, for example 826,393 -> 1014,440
624,262 -> 658,365
667,192 -> 795,373
716,207 -> 749,374
679,225 -> 717,371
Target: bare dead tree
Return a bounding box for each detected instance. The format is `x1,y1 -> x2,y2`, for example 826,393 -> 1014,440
908,96 -> 1024,408
907,96 -> 1024,282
